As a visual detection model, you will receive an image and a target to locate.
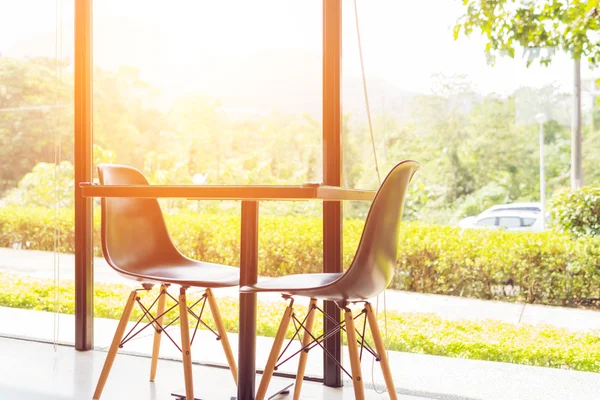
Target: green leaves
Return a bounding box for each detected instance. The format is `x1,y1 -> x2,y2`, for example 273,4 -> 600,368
2,206 -> 600,308
455,0 -> 600,66
2,161 -> 74,208
550,187 -> 600,237
0,57 -> 73,191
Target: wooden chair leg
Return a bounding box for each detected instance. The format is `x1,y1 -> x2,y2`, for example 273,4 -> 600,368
344,307 -> 365,400
150,284 -> 168,382
365,302 -> 398,400
255,303 -> 294,400
206,288 -> 238,385
93,290 -> 137,400
293,298 -> 318,400
179,287 -> 194,400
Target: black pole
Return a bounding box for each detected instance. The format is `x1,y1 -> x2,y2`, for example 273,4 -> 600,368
322,0 -> 343,388
238,201 -> 259,399
74,0 -> 94,351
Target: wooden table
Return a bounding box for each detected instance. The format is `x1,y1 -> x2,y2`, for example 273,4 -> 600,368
80,183 -> 375,399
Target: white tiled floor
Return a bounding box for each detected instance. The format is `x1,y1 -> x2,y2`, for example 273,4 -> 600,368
0,336 -> 417,400
2,308 -> 600,399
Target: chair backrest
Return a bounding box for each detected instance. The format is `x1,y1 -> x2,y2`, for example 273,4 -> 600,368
98,164 -> 185,275
338,160 -> 419,300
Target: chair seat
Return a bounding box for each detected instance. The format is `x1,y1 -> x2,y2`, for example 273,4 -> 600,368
113,259 -> 240,288
240,272 -> 348,300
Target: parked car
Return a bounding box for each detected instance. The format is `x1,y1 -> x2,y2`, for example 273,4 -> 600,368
477,202 -> 542,216
458,202 -> 542,229
463,210 -> 545,232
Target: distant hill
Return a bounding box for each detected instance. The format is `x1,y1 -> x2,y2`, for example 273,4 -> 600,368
155,49 -> 418,122
2,18 -> 418,122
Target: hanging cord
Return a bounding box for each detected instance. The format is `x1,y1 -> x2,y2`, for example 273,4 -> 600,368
53,0 -> 64,351
353,0 -> 381,186
352,0 -> 389,394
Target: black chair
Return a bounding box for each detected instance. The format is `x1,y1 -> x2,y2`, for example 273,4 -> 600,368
93,164 -> 239,400
240,160 -> 419,400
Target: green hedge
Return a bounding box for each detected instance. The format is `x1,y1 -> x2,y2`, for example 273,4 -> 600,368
1,207 -> 600,308
1,272 -> 599,373
550,187 -> 600,238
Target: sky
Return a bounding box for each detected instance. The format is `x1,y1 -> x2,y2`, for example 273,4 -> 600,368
0,0 -> 597,99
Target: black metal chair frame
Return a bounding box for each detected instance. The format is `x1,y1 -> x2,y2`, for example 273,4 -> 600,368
118,286 -> 223,354
273,296 -> 381,380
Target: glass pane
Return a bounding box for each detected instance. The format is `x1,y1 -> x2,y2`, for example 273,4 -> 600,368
476,217 -> 496,227
334,0 -> 598,387
0,1 -> 74,343
92,0 -> 323,375
498,217 -> 522,229
522,217 -> 537,227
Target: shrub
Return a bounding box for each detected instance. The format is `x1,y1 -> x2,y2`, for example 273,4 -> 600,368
550,187 -> 600,237
1,206 -> 600,308
394,225 -> 600,307
2,161 -> 75,208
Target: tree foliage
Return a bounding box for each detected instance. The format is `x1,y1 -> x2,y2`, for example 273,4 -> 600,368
455,0 -> 600,65
0,57 -> 72,191
2,161 -> 74,208
550,186 -> 600,237
0,57 -> 595,223
381,74 -> 572,222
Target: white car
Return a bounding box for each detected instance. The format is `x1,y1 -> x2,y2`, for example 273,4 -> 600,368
463,210 -> 545,232
477,202 -> 542,217
458,202 -> 542,229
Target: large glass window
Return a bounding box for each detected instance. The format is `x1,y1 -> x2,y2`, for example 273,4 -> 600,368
338,0 -> 598,385
0,1 -> 74,343
92,0 -> 323,372
87,0 -> 598,383
340,0 -> 596,225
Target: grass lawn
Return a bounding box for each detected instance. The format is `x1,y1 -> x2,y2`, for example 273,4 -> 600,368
2,272 -> 599,373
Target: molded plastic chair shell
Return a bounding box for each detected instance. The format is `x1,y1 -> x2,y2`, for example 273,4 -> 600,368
98,164 -> 239,288
240,160 -> 419,301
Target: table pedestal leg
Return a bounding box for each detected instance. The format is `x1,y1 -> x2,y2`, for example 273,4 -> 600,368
323,201 -> 342,387
238,201 -> 259,399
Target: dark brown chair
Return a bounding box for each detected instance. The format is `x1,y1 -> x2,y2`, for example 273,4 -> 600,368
93,164 -> 239,400
240,160 -> 419,400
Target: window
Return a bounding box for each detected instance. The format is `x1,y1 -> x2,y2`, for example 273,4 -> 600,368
522,217 -> 537,227
498,217 -> 522,229
0,0 -> 74,343
476,217 -> 496,227
91,0 -> 323,372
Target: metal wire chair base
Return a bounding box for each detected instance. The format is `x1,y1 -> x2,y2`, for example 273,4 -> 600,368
274,297 -> 381,380
119,286 -> 221,354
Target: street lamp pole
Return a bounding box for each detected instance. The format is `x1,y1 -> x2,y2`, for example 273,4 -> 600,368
536,113 -> 547,230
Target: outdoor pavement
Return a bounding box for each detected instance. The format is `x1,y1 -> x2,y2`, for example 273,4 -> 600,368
2,247 -> 600,333
1,247 -> 600,399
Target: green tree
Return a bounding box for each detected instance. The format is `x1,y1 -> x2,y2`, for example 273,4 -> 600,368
379,74 -> 573,222
167,95 -> 225,181
93,66 -> 170,171
2,161 -> 74,208
455,0 -> 600,65
401,75 -> 479,204
0,57 -> 73,194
